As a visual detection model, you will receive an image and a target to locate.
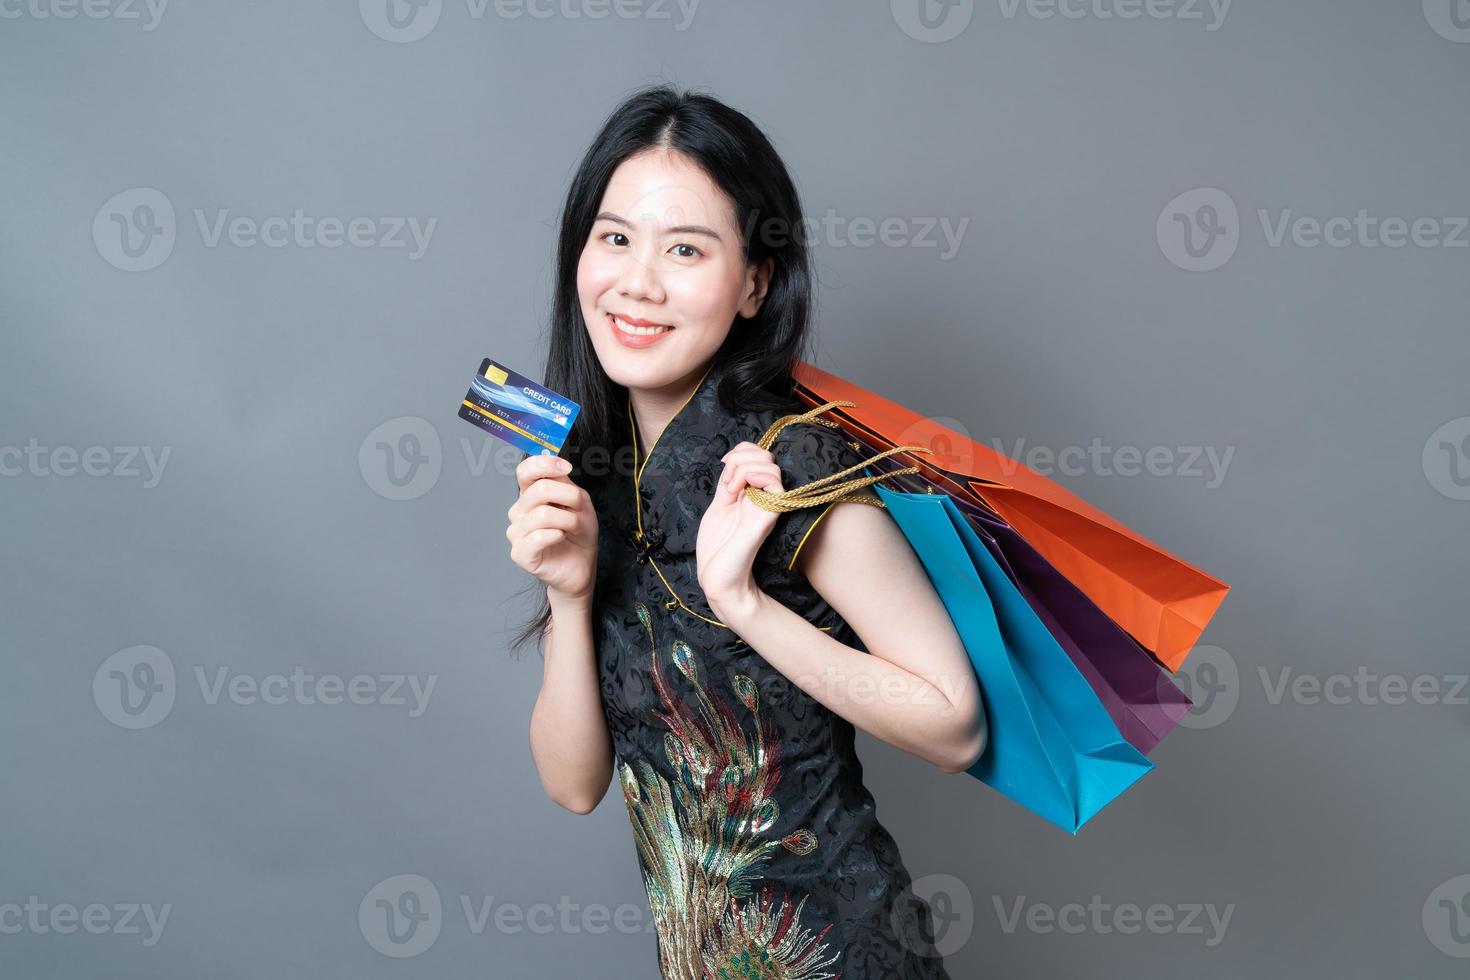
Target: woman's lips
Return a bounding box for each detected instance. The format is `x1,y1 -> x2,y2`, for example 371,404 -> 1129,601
608,312 -> 675,348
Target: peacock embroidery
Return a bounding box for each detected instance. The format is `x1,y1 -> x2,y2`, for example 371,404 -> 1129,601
617,600 -> 843,979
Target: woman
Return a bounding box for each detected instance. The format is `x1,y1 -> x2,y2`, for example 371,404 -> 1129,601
506,84 -> 986,978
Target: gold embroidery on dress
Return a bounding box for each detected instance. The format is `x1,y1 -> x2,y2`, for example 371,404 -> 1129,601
618,600 -> 843,979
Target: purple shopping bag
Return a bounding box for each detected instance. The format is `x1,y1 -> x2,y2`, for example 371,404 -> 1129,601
856,448 -> 1192,755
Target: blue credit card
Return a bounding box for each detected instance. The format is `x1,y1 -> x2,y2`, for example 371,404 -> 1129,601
457,358 -> 581,456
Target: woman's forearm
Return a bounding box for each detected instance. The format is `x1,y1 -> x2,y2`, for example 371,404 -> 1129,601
528,592 -> 614,813
715,590 -> 985,774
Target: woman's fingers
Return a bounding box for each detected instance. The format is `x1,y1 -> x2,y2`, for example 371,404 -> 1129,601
718,445 -> 777,485
719,461 -> 782,501
507,474 -> 583,523
514,451 -> 572,492
718,441 -> 768,465
507,502 -> 579,541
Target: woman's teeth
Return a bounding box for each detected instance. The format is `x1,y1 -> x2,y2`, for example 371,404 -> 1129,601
611,314 -> 672,336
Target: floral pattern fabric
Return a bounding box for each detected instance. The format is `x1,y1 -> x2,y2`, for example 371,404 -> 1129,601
582,366 -> 952,979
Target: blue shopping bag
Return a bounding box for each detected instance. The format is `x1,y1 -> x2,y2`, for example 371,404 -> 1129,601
875,482 -> 1154,834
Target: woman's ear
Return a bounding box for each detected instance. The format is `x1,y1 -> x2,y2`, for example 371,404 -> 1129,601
737,257 -> 775,319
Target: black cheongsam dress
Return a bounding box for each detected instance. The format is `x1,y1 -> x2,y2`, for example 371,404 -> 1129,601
585,365 -> 952,980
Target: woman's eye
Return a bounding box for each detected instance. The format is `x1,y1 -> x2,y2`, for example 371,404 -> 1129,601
670,243 -> 702,258
601,232 -> 629,247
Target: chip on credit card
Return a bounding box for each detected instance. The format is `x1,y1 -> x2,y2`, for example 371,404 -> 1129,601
457,357 -> 581,457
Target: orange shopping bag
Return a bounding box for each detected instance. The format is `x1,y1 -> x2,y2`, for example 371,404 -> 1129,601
791,362 -> 1229,671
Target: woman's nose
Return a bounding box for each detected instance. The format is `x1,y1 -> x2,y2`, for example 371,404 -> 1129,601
615,250 -> 664,301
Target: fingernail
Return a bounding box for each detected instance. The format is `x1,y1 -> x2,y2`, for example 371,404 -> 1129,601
557,458 -> 572,472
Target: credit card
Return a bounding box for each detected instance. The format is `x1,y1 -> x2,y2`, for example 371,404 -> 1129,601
457,357 -> 581,456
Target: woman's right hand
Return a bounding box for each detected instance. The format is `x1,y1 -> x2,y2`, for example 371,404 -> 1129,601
507,453 -> 599,606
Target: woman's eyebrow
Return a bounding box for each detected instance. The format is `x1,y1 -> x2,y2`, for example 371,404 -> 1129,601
594,211 -> 723,241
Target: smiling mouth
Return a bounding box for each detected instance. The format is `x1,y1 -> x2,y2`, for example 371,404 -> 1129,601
608,313 -> 675,336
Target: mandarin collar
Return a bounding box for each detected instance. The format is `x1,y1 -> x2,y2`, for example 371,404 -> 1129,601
624,363 -> 766,556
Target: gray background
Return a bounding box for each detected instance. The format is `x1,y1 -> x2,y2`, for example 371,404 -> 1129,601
3,0 -> 1468,976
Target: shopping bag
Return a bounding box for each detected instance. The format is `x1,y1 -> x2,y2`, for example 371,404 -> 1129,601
790,362 -> 1230,671
874,481 -> 1153,833
855,449 -> 1193,755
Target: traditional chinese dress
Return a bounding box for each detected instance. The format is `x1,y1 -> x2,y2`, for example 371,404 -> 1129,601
583,363 -> 952,979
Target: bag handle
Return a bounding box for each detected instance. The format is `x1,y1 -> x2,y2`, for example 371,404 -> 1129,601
744,399 -> 934,513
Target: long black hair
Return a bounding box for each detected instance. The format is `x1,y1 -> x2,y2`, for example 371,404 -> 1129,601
508,83 -> 817,657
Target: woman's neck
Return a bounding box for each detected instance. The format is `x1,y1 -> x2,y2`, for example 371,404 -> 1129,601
627,361 -> 714,457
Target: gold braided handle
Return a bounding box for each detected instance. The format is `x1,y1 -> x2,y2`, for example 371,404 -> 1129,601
742,399 -> 934,513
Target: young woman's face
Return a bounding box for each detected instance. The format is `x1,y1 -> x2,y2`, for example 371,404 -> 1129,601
577,148 -> 769,393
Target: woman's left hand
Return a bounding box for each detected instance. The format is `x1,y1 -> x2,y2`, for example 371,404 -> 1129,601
696,441 -> 784,619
